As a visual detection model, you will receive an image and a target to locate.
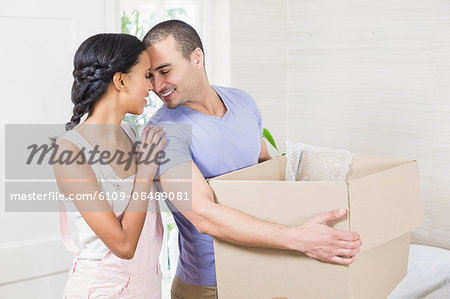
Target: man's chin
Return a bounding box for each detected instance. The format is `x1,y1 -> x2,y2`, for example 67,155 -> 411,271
164,100 -> 180,109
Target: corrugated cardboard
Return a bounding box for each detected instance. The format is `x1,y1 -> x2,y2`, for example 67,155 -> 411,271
208,154 -> 424,299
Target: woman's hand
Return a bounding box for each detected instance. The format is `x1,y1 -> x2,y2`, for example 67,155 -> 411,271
136,125 -> 166,180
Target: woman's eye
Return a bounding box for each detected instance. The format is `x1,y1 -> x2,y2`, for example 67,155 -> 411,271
161,70 -> 170,75
146,73 -> 153,79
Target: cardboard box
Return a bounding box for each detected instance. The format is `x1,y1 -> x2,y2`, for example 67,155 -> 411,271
208,154 -> 424,299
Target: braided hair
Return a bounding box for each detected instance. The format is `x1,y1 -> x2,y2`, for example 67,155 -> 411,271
66,33 -> 146,131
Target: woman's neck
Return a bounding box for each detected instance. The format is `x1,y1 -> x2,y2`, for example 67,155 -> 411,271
83,96 -> 125,125
77,94 -> 126,142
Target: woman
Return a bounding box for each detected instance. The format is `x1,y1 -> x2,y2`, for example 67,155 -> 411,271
53,33 -> 165,298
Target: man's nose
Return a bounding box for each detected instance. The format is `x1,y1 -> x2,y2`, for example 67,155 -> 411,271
152,75 -> 164,93
147,77 -> 154,91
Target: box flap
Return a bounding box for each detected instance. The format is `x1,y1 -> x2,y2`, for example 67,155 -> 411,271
210,156 -> 286,181
212,154 -> 412,182
349,161 -> 424,251
348,155 -> 412,181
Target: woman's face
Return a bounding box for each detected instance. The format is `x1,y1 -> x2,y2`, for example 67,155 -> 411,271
123,51 -> 153,115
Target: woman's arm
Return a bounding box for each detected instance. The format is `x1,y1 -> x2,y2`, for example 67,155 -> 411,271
53,126 -> 165,259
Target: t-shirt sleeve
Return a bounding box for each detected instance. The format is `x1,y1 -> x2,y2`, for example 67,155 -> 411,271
255,101 -> 263,136
242,90 -> 263,136
147,122 -> 193,178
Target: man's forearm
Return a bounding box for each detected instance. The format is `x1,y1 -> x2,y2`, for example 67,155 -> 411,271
191,197 -> 362,265
192,198 -> 298,251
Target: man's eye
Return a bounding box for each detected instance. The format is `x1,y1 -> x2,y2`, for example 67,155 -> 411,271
146,73 -> 153,79
161,70 -> 170,75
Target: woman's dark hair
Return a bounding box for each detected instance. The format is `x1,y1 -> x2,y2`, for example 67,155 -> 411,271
66,33 -> 145,131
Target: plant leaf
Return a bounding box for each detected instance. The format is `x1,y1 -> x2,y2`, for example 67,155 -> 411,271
262,128 -> 278,151
120,12 -> 131,34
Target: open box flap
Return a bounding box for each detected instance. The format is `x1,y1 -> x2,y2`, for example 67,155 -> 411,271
348,154 -> 412,181
210,154 -> 413,182
349,161 -> 424,251
210,156 -> 286,181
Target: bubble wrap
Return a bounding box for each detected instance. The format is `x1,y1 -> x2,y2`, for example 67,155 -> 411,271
285,141 -> 354,181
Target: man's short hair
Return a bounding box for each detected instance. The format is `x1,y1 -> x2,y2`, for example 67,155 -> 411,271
143,20 -> 204,61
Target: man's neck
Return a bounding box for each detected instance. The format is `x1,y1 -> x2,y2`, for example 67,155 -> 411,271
184,85 -> 227,118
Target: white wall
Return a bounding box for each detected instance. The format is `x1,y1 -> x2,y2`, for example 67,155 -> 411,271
202,0 -> 231,87
229,0 -> 288,156
224,0 -> 450,249
0,0 -> 119,297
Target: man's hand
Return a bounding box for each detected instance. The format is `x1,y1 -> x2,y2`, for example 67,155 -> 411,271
293,209 -> 362,265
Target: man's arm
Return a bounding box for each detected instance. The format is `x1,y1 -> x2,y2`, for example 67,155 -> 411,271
259,137 -> 271,163
158,161 -> 362,265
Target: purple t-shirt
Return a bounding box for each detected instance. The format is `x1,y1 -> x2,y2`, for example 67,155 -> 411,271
148,85 -> 263,286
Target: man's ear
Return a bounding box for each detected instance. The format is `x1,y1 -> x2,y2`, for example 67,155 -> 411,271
112,72 -> 127,92
190,48 -> 204,69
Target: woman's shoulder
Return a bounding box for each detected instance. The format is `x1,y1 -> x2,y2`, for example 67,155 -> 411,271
120,121 -> 137,142
52,132 -> 98,183
55,130 -> 83,152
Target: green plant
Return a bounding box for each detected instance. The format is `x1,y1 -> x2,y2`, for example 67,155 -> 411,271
121,10 -> 154,40
263,128 -> 284,156
165,8 -> 187,19
263,128 -> 278,151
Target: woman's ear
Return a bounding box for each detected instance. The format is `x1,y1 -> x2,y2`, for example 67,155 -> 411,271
112,72 -> 127,92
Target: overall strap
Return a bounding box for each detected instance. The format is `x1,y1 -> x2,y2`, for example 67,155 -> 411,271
58,200 -> 80,255
120,121 -> 137,143
60,129 -> 115,179
55,130 -> 108,255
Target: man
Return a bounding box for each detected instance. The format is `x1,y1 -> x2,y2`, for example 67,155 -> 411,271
143,20 -> 362,299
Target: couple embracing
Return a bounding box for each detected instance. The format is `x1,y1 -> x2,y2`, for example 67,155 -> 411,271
55,20 -> 362,299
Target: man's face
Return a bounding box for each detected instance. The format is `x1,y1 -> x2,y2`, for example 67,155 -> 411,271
146,35 -> 197,109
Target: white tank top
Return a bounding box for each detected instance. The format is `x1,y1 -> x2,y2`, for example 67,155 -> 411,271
57,122 -> 138,266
